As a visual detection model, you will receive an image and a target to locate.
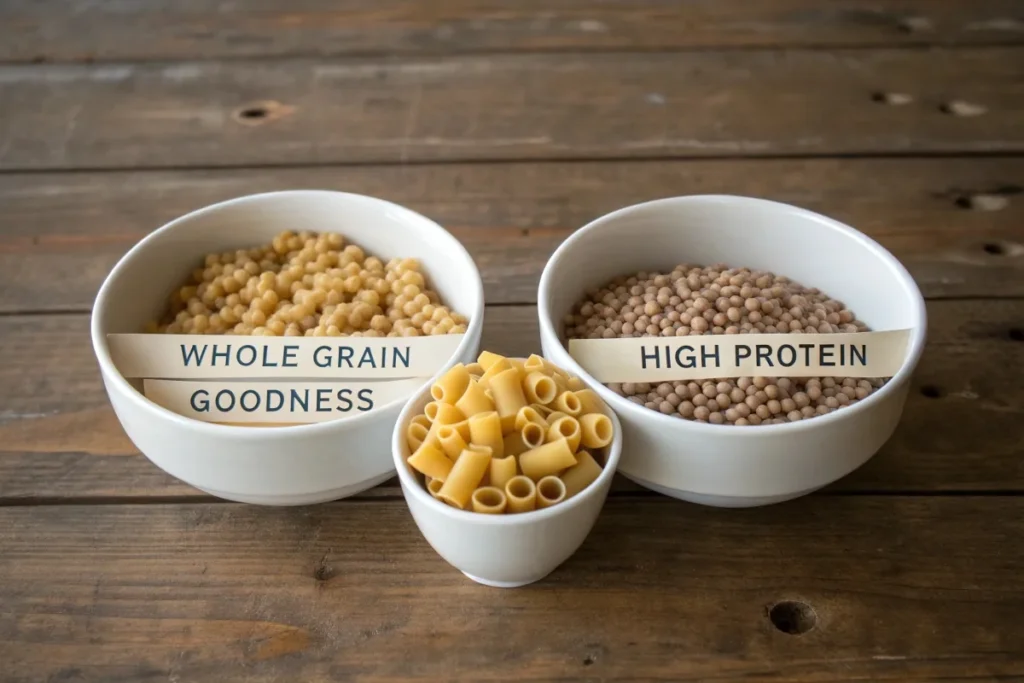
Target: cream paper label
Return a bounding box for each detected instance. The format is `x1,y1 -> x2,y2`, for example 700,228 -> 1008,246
568,329 -> 911,382
144,378 -> 429,424
109,334 -> 464,380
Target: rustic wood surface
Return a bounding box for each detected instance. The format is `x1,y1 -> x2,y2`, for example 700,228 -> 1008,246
3,0 -> 1023,63
0,158 -> 1021,312
2,498 -> 1023,682
1,48 -> 1022,170
0,1 -> 1022,681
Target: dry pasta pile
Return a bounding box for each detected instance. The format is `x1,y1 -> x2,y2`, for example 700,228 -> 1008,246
405,351 -> 614,514
147,230 -> 467,337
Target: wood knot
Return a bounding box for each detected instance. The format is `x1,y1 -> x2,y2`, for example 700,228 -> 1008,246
768,601 -> 817,635
940,100 -> 987,117
898,16 -> 933,33
233,100 -> 296,126
313,554 -> 335,582
871,91 -> 913,106
956,194 -> 1009,212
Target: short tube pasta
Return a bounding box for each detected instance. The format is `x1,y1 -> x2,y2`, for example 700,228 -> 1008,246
536,476 -> 567,509
468,411 -> 504,459
521,422 -> 545,450
478,357 -> 512,388
408,443 -> 454,482
505,476 -> 537,513
455,379 -> 495,417
552,391 -> 583,416
426,477 -> 444,499
407,421 -> 429,451
431,363 -> 472,405
560,451 -> 603,499
523,371 -> 558,404
530,403 -> 554,417
425,401 -> 464,425
523,354 -> 550,374
490,367 -> 529,431
546,415 -> 581,453
471,486 -> 507,514
579,413 -> 614,449
437,424 -> 469,460
489,455 -> 517,490
574,389 -> 607,416
545,411 -> 567,425
519,438 -> 577,480
476,350 -> 505,371
503,429 -> 531,457
449,420 -> 472,442
437,446 -> 492,509
406,351 -> 615,515
514,405 -> 548,431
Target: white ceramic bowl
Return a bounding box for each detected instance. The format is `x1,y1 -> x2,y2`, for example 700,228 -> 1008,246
392,362 -> 623,587
538,195 -> 927,508
92,190 -> 484,505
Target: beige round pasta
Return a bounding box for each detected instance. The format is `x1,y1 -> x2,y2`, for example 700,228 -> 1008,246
148,230 -> 467,337
563,264 -> 887,425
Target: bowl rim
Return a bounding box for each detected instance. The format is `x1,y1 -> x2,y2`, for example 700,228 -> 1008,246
391,358 -> 624,525
90,189 -> 485,437
537,194 -> 929,438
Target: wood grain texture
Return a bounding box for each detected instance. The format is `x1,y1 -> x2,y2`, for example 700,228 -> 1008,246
1,300 -> 1021,502
0,48 -> 1021,170
1,497 -> 1022,682
2,0 -> 1023,63
0,158 -> 1021,313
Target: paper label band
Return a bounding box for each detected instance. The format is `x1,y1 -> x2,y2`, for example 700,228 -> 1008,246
567,329 -> 911,382
143,378 -> 429,424
109,334 -> 464,380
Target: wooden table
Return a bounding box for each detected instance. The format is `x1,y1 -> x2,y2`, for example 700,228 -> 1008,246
1,2 -> 1022,681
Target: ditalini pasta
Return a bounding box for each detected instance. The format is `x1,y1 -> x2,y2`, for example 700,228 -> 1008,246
404,352 -> 616,514
536,476 -> 567,509
471,486 -> 507,514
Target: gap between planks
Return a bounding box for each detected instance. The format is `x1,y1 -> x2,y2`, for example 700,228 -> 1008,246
1,150 -> 1024,177
7,39 -> 1024,69
3,489 -> 1024,508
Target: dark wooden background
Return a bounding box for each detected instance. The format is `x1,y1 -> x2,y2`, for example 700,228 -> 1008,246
0,2 -> 1022,681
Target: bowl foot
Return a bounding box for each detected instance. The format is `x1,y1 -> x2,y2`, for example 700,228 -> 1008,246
191,469 -> 396,506
461,571 -> 550,588
622,473 -> 822,508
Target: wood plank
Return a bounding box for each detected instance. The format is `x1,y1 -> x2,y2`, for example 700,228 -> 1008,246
1,300 -> 1021,502
3,0 -> 1023,64
1,158 -> 1022,313
1,497 -> 1022,682
0,48 -> 1021,170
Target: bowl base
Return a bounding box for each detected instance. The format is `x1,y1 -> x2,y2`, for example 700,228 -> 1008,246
461,571 -> 551,588
622,473 -> 822,508
191,470 -> 396,506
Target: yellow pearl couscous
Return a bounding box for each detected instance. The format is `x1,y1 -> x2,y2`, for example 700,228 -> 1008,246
147,230 -> 468,338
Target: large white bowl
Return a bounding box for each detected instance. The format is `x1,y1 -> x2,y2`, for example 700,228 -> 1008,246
392,361 -> 623,588
538,195 -> 927,508
91,190 -> 484,506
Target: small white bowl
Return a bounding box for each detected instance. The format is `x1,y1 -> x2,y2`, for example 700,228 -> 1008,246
538,195 -> 927,508
92,190 -> 484,506
392,362 -> 623,587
